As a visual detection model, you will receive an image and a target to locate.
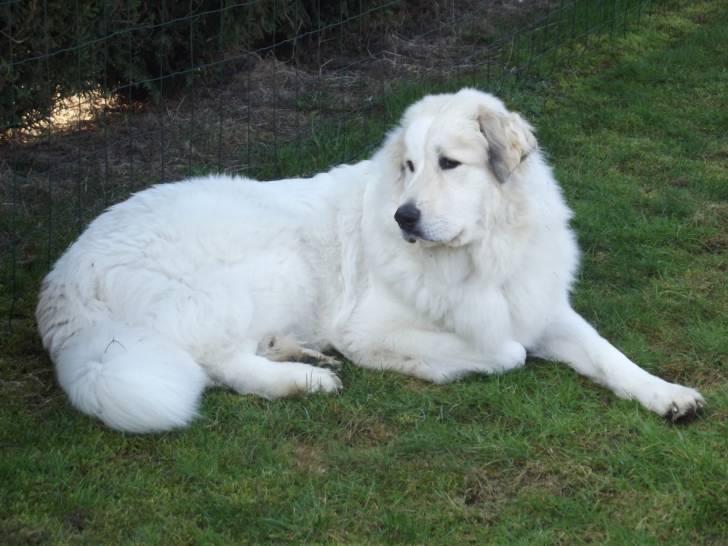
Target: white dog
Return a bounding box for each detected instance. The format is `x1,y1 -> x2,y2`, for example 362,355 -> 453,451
36,88 -> 704,432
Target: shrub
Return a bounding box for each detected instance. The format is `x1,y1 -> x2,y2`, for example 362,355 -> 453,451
0,0 -> 382,135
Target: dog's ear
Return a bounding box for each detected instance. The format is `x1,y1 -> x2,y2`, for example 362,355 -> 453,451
378,126 -> 407,180
478,110 -> 536,183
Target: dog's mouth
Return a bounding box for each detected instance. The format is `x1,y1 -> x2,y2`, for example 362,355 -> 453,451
400,228 -> 465,247
400,228 -> 421,244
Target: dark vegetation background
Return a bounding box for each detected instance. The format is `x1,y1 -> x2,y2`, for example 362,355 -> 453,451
2,0 -> 551,133
2,0 -> 386,125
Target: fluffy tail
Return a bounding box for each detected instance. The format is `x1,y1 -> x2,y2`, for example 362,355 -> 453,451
53,322 -> 208,433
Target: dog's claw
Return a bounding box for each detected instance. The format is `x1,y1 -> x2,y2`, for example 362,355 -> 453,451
664,398 -> 704,424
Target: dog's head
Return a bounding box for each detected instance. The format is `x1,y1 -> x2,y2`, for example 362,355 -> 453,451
384,88 -> 537,247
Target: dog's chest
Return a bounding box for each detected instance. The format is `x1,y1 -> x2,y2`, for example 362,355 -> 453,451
408,249 -> 533,339
408,251 -> 484,323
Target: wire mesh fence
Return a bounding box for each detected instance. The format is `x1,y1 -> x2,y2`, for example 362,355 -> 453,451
2,0 -> 661,331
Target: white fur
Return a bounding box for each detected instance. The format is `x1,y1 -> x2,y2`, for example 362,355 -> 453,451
37,88 -> 704,432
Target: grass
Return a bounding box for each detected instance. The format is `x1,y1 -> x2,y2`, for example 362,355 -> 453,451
2,1 -> 728,544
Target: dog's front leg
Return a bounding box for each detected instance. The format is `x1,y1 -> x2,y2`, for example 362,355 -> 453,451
345,328 -> 525,384
532,307 -> 704,420
453,287 -> 528,375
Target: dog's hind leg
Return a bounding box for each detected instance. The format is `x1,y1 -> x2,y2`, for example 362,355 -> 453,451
205,350 -> 342,400
259,335 -> 340,366
532,306 -> 704,421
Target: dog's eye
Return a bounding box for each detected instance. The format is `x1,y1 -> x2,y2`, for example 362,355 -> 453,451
406,160 -> 415,173
439,157 -> 461,170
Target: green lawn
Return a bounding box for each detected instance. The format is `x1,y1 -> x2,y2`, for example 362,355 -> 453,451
2,2 -> 727,544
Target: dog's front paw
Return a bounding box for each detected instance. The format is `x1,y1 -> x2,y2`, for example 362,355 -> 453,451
496,341 -> 527,372
644,383 -> 705,422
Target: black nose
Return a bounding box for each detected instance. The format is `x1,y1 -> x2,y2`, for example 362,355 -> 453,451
394,202 -> 421,232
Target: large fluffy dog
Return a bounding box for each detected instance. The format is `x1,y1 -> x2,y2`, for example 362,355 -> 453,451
37,89 -> 704,432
